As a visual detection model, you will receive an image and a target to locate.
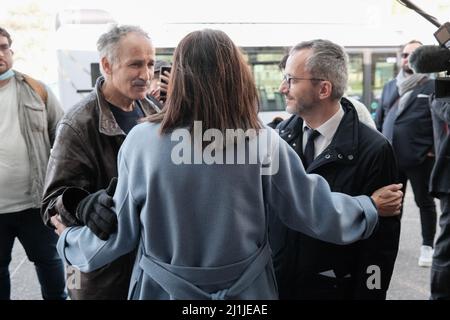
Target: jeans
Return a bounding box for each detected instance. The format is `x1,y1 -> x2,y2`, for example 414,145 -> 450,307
399,157 -> 437,247
431,195 -> 450,300
0,208 -> 67,300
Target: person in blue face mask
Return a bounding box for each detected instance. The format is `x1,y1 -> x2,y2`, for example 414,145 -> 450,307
0,26 -> 66,300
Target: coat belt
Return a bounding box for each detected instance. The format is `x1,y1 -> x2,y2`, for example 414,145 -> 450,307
139,241 -> 271,300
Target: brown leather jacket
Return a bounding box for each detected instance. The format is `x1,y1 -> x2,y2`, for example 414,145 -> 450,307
41,77 -> 158,299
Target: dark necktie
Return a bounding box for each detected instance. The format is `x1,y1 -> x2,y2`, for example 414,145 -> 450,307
303,128 -> 320,168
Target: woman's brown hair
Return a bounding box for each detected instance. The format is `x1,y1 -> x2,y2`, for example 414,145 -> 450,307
146,29 -> 261,134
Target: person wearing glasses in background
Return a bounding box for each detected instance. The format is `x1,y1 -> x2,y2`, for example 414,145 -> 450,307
270,39 -> 401,299
0,27 -> 66,300
375,40 -> 437,268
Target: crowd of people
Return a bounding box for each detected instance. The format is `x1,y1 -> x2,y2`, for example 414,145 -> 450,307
0,23 -> 448,300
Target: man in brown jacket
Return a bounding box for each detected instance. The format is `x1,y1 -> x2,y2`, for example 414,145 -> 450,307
41,25 -> 160,299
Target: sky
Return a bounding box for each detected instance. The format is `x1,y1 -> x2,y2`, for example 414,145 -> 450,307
2,0 -> 448,25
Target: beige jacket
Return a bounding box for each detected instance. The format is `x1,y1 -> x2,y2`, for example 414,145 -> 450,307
14,70 -> 64,208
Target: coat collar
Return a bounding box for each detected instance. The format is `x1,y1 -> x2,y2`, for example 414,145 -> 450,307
278,97 -> 360,172
94,76 -> 158,136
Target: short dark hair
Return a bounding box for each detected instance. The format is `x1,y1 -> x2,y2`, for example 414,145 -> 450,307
0,27 -> 12,46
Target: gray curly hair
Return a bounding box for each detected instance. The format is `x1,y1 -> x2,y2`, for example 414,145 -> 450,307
97,25 -> 151,65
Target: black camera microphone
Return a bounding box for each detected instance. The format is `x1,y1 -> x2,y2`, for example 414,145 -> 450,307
409,45 -> 450,74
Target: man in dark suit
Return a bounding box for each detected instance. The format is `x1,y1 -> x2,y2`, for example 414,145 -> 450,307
271,39 -> 400,299
429,94 -> 450,299
375,40 -> 437,268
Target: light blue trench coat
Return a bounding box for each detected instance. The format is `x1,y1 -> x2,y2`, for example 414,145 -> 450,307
57,123 -> 377,300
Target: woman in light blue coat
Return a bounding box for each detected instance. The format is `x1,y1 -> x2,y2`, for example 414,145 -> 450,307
53,29 -> 403,300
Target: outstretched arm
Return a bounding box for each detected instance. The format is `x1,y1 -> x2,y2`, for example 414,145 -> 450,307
265,134 -> 401,245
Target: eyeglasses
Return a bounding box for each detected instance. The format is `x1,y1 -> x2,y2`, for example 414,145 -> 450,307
0,44 -> 11,53
281,74 -> 325,89
401,52 -> 410,59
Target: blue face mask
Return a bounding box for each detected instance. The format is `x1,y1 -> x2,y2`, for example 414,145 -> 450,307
0,69 -> 15,81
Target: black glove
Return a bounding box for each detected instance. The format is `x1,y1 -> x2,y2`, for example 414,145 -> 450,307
76,178 -> 118,240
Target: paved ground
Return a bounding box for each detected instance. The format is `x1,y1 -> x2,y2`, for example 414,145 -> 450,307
8,183 -> 440,300
386,183 -> 439,300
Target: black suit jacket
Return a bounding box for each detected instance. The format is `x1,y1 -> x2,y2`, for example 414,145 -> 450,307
429,95 -> 450,198
376,78 -> 435,169
375,79 -> 399,132
270,98 -> 400,300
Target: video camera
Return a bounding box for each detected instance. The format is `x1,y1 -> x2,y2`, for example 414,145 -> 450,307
400,0 -> 450,101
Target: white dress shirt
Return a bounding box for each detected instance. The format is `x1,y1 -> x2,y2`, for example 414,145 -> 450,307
302,105 -> 344,160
